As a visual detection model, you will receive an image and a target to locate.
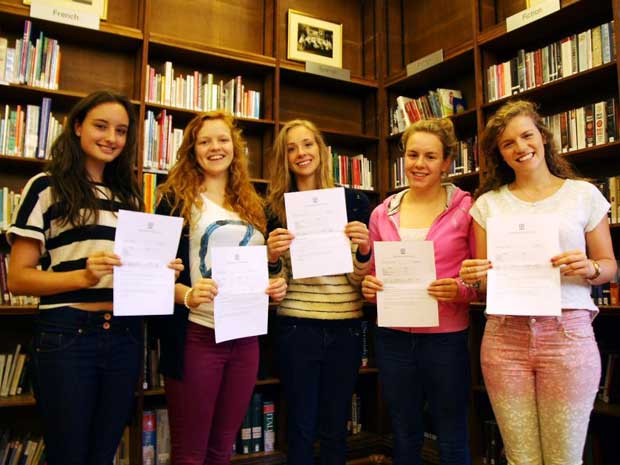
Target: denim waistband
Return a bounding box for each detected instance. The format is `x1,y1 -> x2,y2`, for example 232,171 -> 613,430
277,315 -> 362,329
37,306 -> 142,334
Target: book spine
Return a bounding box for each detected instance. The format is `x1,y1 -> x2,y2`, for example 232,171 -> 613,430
250,392 -> 263,453
142,411 -> 156,465
263,401 -> 275,452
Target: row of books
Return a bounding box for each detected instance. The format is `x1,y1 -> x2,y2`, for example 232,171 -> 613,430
391,137 -> 479,189
233,393 -> 276,455
0,253 -> 39,307
330,150 -> 374,191
0,99 -> 63,159
0,187 -> 20,232
390,88 -> 465,135
146,64 -> 261,119
141,397 -> 276,465
599,352 -> 620,404
143,110 -> 183,172
0,344 -> 30,398
449,137 -> 478,177
591,282 -> 619,308
591,175 -> 620,225
142,409 -> 170,465
0,20 -> 61,89
0,431 -> 45,465
487,21 -> 615,102
543,100 -> 616,154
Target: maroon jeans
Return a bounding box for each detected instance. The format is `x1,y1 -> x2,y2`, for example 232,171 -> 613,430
165,322 -> 259,465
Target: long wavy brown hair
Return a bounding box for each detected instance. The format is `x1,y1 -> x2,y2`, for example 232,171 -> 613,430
266,119 -> 334,227
47,90 -> 142,226
157,111 -> 266,233
477,100 -> 575,199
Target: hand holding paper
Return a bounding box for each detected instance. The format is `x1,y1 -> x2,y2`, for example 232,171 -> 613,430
113,210 -> 183,316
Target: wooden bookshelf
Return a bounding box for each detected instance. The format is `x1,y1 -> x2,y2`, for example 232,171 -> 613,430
3,0 -> 620,463
0,1 -> 384,464
0,393 -> 36,408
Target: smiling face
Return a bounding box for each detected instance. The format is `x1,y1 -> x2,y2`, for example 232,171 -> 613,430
74,102 -> 129,180
194,119 -> 234,180
286,125 -> 321,182
497,114 -> 548,176
404,131 -> 451,191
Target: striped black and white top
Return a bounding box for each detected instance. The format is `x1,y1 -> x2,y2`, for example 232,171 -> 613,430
8,173 -> 122,309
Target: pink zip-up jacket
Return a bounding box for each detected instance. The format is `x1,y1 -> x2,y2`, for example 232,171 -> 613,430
368,184 -> 477,333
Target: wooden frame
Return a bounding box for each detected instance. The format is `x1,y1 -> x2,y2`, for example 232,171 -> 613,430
287,9 -> 342,68
23,0 -> 108,20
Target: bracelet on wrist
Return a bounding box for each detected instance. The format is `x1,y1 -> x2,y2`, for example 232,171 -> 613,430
183,287 -> 195,310
587,260 -> 601,281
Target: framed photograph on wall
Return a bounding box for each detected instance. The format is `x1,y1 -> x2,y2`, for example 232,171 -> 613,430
24,0 -> 108,20
287,9 -> 342,68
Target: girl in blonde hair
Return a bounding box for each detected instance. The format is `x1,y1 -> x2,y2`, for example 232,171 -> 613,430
266,119 -> 371,465
156,111 -> 286,465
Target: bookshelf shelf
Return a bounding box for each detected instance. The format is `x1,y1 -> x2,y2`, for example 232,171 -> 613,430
477,0 -> 612,51
593,399 -> 620,417
482,60 -> 618,114
482,62 -> 618,110
0,393 -> 36,408
0,305 -> 38,315
231,450 -> 286,465
0,154 -> 47,167
144,102 -> 276,128
320,128 -> 379,145
0,6 -> 143,52
279,64 -> 378,94
384,45 -> 474,92
149,34 -> 276,73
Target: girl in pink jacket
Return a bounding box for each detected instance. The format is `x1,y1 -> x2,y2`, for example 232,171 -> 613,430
362,118 -> 477,465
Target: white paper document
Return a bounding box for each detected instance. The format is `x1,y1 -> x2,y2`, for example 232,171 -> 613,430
212,246 -> 269,343
374,241 -> 439,327
486,215 -> 561,316
113,210 -> 183,316
284,187 -> 353,279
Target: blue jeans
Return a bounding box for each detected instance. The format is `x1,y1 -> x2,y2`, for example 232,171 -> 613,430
278,317 -> 362,465
375,327 -> 471,465
31,307 -> 142,465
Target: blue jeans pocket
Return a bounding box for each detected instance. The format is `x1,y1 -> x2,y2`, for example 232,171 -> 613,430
35,330 -> 80,353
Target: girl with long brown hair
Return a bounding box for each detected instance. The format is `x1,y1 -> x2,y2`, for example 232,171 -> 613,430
460,100 -> 616,464
8,90 -> 182,465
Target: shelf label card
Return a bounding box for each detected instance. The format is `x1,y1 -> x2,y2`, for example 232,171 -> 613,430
406,49 -> 444,76
305,62 -> 351,82
30,0 -> 100,31
506,0 -> 559,32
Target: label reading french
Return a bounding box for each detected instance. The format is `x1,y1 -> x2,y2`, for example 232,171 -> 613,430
30,0 -> 100,30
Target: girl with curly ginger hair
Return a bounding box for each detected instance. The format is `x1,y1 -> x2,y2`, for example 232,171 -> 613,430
156,111 -> 286,465
460,100 -> 616,464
